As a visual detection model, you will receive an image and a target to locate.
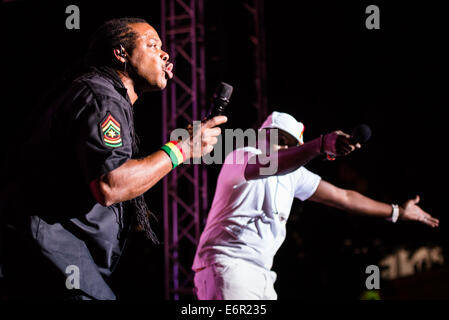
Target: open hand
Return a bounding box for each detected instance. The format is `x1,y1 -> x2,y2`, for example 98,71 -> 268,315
400,195 -> 439,227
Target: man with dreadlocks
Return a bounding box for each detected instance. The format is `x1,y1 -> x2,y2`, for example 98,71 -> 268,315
1,18 -> 226,300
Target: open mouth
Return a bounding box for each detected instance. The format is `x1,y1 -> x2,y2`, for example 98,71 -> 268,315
164,62 -> 174,79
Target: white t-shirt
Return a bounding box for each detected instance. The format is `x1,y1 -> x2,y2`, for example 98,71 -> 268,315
192,147 -> 321,271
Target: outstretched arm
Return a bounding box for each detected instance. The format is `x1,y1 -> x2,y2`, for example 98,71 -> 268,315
245,131 -> 360,180
308,180 -> 439,227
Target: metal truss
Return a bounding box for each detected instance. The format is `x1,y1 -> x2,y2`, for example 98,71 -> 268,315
243,0 -> 268,127
160,0 -> 207,300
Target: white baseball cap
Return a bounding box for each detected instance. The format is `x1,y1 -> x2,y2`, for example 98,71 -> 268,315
259,111 -> 305,145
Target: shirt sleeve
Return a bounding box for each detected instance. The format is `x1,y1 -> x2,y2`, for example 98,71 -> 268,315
74,93 -> 133,184
292,166 -> 322,201
223,147 -> 261,187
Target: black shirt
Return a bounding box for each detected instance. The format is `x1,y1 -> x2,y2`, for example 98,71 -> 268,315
3,66 -> 137,299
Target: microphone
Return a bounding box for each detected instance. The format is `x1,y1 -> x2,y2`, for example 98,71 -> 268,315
351,124 -> 372,144
324,124 -> 372,161
206,82 -> 233,119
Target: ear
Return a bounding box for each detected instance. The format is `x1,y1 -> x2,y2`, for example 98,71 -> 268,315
113,48 -> 127,64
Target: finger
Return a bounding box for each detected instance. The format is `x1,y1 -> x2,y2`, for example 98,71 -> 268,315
205,127 -> 222,137
414,195 -> 420,204
425,214 -> 439,225
347,144 -> 356,152
423,217 -> 439,227
419,215 -> 430,226
336,142 -> 355,155
203,144 -> 214,155
337,134 -> 359,150
422,219 -> 434,227
338,131 -> 352,139
341,139 -> 358,151
204,115 -> 228,128
340,147 -> 354,155
336,134 -> 355,146
417,208 -> 439,226
420,215 -> 439,227
428,218 -> 439,227
205,136 -> 218,146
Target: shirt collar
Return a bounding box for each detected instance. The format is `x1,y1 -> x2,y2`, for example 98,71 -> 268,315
93,66 -> 132,103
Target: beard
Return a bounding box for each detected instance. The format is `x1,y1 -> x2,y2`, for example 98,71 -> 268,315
127,62 -> 166,94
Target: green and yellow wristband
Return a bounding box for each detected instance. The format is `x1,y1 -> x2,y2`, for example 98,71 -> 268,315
161,141 -> 187,169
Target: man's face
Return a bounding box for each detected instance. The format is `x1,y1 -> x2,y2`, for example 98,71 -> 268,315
278,130 -> 299,149
127,23 -> 173,92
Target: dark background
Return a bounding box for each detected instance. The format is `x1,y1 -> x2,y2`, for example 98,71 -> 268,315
1,0 -> 448,299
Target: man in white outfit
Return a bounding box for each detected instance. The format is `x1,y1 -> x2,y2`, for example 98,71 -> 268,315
192,111 -> 439,300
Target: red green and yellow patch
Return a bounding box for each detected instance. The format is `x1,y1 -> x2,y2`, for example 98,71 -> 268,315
101,113 -> 122,148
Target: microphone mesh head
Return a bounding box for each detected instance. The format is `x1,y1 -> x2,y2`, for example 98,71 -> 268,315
352,124 -> 372,143
215,82 -> 233,100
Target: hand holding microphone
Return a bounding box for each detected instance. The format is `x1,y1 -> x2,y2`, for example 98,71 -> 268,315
322,124 -> 371,158
181,82 -> 233,159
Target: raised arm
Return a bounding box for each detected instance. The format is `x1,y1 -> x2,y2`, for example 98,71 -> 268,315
308,180 -> 439,227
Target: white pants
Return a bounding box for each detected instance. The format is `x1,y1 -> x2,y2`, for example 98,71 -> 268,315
194,258 -> 277,300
